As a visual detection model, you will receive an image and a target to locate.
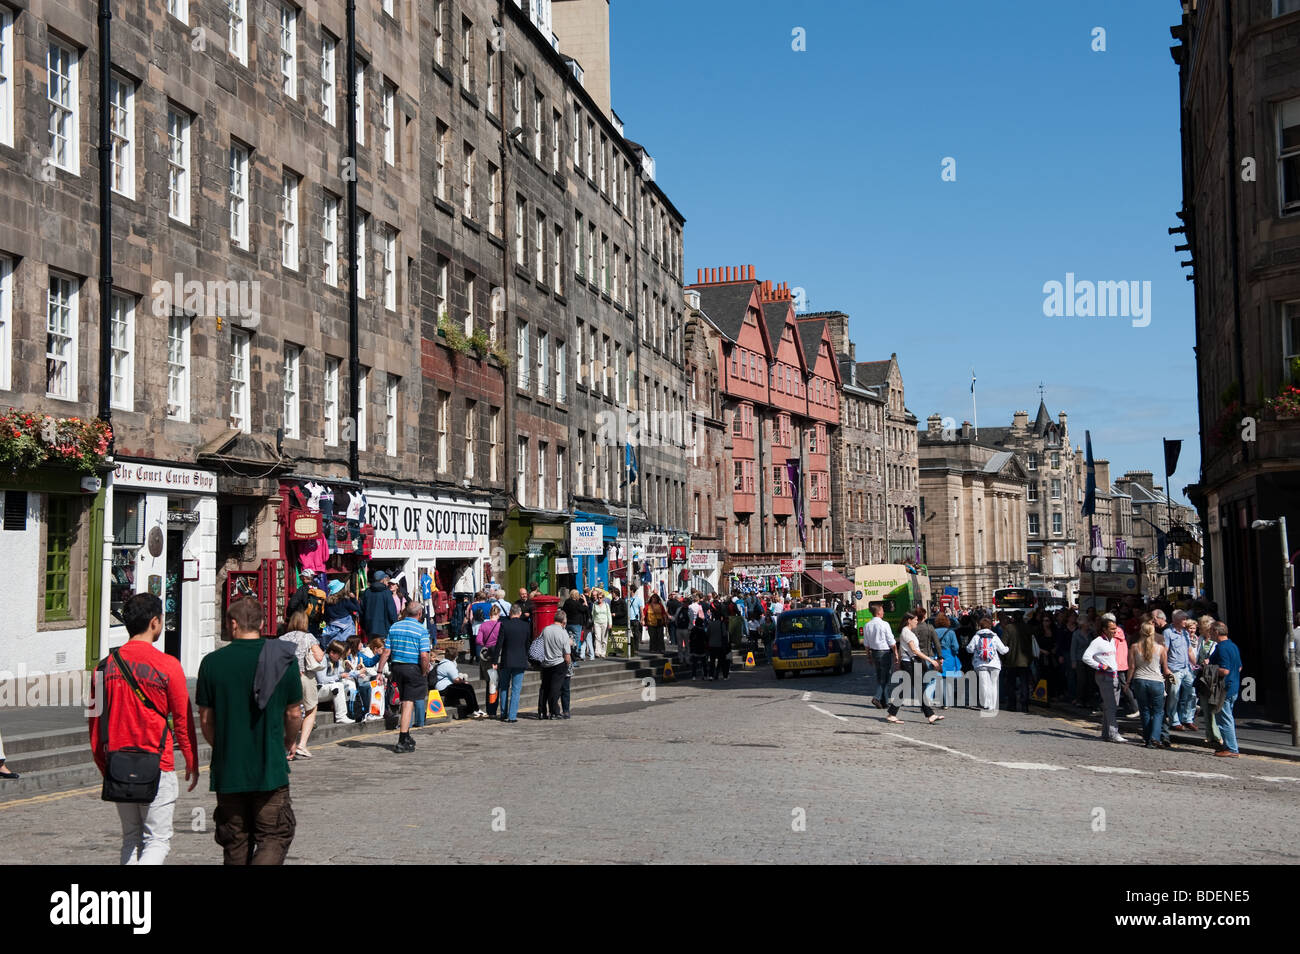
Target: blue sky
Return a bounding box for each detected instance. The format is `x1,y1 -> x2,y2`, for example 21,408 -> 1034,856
609,0 -> 1198,503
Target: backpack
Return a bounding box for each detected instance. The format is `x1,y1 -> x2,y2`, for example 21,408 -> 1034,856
978,636 -> 996,664
675,605 -> 693,630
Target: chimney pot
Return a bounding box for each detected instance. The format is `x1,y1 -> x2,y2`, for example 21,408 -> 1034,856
749,265 -> 755,280
696,268 -> 702,283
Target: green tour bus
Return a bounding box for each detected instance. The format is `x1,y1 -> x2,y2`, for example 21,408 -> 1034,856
852,564 -> 931,645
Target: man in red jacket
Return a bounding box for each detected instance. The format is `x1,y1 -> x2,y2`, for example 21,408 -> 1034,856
89,593 -> 200,865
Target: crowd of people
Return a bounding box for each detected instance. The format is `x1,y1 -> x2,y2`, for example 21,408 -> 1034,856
862,597 -> 1246,756
66,563 -> 1254,867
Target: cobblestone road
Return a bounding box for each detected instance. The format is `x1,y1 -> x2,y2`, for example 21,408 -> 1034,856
4,659 -> 1298,864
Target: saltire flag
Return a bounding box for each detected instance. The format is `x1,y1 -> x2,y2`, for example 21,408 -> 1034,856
786,458 -> 806,549
625,441 -> 638,482
1082,430 -> 1097,518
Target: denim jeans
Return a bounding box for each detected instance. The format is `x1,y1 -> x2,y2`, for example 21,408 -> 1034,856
1215,690 -> 1239,752
1131,678 -> 1165,744
1165,668 -> 1195,727
500,667 -> 527,720
871,650 -> 894,706
116,770 -> 178,865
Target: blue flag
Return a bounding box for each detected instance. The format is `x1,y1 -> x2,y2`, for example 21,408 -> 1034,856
625,442 -> 638,482
1082,430 -> 1096,518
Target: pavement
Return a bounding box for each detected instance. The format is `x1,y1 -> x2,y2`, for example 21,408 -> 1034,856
2,653 -> 1298,864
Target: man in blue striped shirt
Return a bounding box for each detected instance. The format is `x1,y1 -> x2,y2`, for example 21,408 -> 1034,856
378,601 -> 432,753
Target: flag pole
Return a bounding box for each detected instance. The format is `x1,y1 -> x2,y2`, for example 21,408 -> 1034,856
971,369 -> 978,440
625,436 -> 632,658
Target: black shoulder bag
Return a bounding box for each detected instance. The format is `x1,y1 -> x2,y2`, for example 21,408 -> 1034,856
100,649 -> 170,804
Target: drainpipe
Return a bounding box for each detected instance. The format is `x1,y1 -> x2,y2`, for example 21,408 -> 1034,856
88,0 -> 113,668
1223,0 -> 1247,458
346,0 -> 359,483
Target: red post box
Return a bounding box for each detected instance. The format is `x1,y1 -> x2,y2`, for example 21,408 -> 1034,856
531,594 -> 561,637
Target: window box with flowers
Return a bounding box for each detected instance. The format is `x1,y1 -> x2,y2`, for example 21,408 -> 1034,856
0,410 -> 114,475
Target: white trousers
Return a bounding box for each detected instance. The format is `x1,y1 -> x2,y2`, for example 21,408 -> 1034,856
318,683 -> 350,722
116,770 -> 178,865
593,622 -> 610,657
976,668 -> 1000,712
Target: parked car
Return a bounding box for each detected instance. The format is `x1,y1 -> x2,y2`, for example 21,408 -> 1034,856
771,608 -> 853,678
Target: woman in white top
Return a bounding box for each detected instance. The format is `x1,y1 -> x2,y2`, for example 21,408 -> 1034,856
1082,618 -> 1125,743
1126,622 -> 1171,748
966,616 -> 1009,712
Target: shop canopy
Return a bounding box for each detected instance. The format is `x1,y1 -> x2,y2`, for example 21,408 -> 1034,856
801,569 -> 854,595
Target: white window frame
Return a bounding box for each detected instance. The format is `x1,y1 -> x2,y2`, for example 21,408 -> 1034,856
554,223 -> 564,292
436,121 -> 449,200
556,339 -> 566,403
0,8 -> 13,146
537,442 -> 548,510
434,257 -> 448,321
1285,301 -> 1300,378
385,375 -> 398,457
462,141 -> 475,217
280,170 -> 300,270
282,345 -> 300,439
230,328 -> 251,433
167,0 -> 188,23
0,256 -> 10,390
47,41 -> 78,174
167,107 -> 191,223
533,90 -> 543,160
433,0 -> 447,66
464,274 -> 476,336
228,0 -> 248,66
323,192 -> 339,286
465,400 -> 477,480
489,407 -> 500,482
279,4 -> 297,98
109,293 -> 134,411
537,329 -> 549,398
166,313 -> 190,421
515,194 -> 526,266
354,60 -> 366,146
556,446 -> 564,509
382,80 -> 396,165
46,274 -> 78,400
356,212 -> 368,299
461,17 -> 473,90
324,356 -> 339,446
1280,98 -> 1300,215
488,161 -> 501,234
552,108 -> 561,173
382,226 -> 397,311
516,320 -> 529,390
516,436 -> 528,505
229,143 -> 250,249
108,73 -> 134,198
321,33 -> 337,125
535,210 -> 546,280
357,366 -> 368,451
1052,512 -> 1063,536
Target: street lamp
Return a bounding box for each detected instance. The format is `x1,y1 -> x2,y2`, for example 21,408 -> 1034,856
1251,517 -> 1298,747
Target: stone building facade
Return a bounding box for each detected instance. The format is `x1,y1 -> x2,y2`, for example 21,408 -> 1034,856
1172,0 -> 1300,718
0,0 -> 686,672
808,311 -> 886,570
856,355 -> 919,563
918,418 -> 1030,606
682,290 -> 728,592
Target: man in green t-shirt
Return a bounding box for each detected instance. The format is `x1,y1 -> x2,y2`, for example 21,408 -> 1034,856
197,596 -> 303,865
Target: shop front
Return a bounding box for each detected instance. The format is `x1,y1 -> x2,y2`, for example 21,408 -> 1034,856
728,564 -> 791,596
109,460 -> 219,675
687,549 -> 720,594
569,511 -> 619,592
502,507 -> 568,596
365,489 -> 492,605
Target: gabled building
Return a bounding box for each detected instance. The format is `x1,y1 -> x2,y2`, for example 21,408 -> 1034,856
685,266 -> 842,591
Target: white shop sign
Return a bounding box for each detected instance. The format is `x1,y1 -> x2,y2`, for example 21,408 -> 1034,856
113,461 -> 217,494
688,551 -> 718,569
570,522 -> 603,556
366,491 -> 490,556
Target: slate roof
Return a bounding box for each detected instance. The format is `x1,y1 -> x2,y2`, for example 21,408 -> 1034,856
694,283 -> 756,341
1033,399 -> 1053,435
855,359 -> 891,388
761,301 -> 794,364
797,319 -> 825,375
983,451 -> 1015,474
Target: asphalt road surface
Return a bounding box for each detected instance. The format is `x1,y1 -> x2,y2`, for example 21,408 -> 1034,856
4,658 -> 1298,864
